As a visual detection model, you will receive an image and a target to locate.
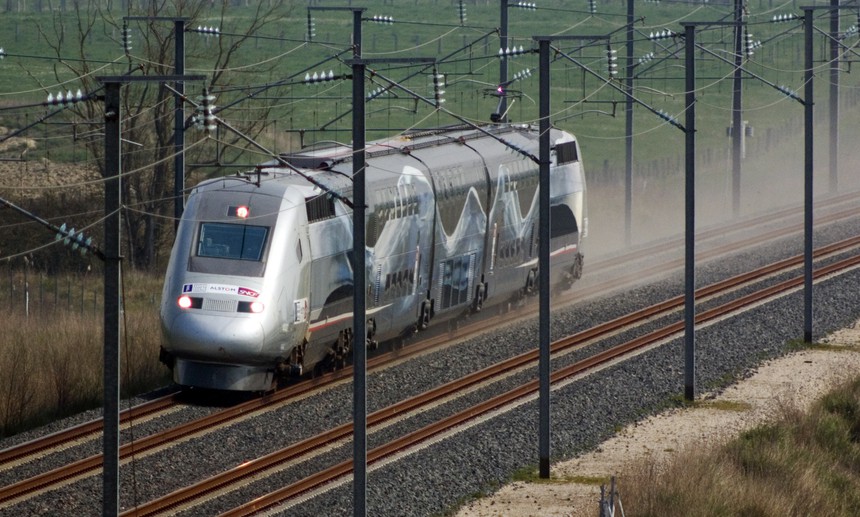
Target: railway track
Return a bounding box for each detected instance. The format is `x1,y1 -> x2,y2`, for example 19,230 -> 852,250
117,237 -> 860,516
0,392 -> 180,472
1,197 -> 857,513
2,189 -> 855,477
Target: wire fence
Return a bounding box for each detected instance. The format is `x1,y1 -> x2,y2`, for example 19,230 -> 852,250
1,264 -> 163,320
0,262 -> 167,317
2,266 -> 102,318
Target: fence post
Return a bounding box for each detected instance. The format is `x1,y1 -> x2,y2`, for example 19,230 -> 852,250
24,266 -> 29,319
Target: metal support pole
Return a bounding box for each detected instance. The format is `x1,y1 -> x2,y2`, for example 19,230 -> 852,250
624,0 -> 634,246
829,0 -> 840,193
98,69 -> 203,517
353,9 -> 362,57
803,9 -> 814,343
534,30 -> 613,480
174,19 -> 186,229
731,0 -> 744,218
126,17 -> 192,230
683,25 -> 697,401
537,38 -> 551,480
351,62 -> 367,515
102,80 -> 122,517
343,61 -> 432,514
351,10 -> 366,516
496,0 -> 509,122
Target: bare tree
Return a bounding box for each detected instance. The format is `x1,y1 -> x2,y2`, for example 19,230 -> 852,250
38,0 -> 292,270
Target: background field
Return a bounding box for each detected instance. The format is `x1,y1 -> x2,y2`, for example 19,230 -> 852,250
1,0 -> 859,436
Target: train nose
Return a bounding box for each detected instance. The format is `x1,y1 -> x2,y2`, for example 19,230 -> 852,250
166,312 -> 265,363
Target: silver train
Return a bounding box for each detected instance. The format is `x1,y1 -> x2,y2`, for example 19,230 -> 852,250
159,124 -> 587,391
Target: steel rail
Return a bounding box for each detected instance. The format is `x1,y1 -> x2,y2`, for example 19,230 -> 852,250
219,250 -> 860,517
589,202 -> 860,275
0,391 -> 180,469
121,236 -> 860,517
0,311 -> 506,507
588,189 -> 860,273
4,226 -> 859,509
3,192 -> 855,478
572,205 -> 860,305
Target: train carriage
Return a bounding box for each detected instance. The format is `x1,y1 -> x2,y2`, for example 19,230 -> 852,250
159,124 -> 587,391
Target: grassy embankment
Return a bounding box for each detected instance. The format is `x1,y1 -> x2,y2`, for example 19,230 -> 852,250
496,364 -> 860,516
0,270 -> 169,438
614,374 -> 860,516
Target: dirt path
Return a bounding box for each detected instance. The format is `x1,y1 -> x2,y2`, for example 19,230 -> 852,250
455,320 -> 860,517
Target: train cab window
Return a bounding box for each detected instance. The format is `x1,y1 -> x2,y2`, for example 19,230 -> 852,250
197,222 -> 269,261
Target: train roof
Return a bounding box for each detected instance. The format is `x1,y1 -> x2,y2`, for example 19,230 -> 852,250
202,124 -> 575,199
276,124 -> 562,170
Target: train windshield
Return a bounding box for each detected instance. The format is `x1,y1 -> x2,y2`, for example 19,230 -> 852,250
197,222 -> 269,261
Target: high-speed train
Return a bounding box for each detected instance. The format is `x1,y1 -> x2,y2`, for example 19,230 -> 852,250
159,124 -> 587,391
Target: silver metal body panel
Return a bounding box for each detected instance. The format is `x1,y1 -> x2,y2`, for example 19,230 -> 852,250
160,125 -> 586,391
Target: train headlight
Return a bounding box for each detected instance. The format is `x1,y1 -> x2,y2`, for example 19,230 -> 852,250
177,295 -> 202,309
238,301 -> 265,313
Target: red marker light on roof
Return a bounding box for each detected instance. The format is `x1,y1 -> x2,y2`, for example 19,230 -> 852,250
227,205 -> 250,218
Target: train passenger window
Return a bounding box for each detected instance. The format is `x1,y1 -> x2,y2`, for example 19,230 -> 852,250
439,253 -> 475,309
306,194 -> 336,223
197,223 -> 269,261
555,141 -> 578,164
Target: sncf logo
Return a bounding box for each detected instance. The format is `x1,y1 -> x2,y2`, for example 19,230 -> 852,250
238,287 -> 260,298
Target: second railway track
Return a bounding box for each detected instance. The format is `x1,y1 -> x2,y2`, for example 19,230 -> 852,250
3,189 -> 856,478
6,222 -> 857,515
132,238 -> 860,517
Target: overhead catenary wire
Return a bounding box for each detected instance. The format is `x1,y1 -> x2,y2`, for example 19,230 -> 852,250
0,139 -> 208,191
1,1 -> 852,218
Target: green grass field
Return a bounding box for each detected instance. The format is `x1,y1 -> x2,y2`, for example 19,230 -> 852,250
1,0 -> 854,174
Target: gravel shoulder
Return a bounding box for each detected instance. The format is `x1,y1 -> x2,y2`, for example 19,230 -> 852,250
455,320 -> 860,517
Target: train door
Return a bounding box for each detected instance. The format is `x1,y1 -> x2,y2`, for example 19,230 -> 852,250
429,163 -> 487,320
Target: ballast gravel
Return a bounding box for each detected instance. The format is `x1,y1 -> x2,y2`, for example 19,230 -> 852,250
2,217 -> 860,517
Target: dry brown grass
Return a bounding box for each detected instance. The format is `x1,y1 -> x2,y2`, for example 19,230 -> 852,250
616,378 -> 860,516
0,271 -> 170,438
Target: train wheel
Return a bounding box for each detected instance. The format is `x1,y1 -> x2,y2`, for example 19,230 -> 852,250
525,269 -> 537,295
334,329 -> 353,370
418,301 -> 431,330
313,355 -> 332,377
473,284 -> 485,312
